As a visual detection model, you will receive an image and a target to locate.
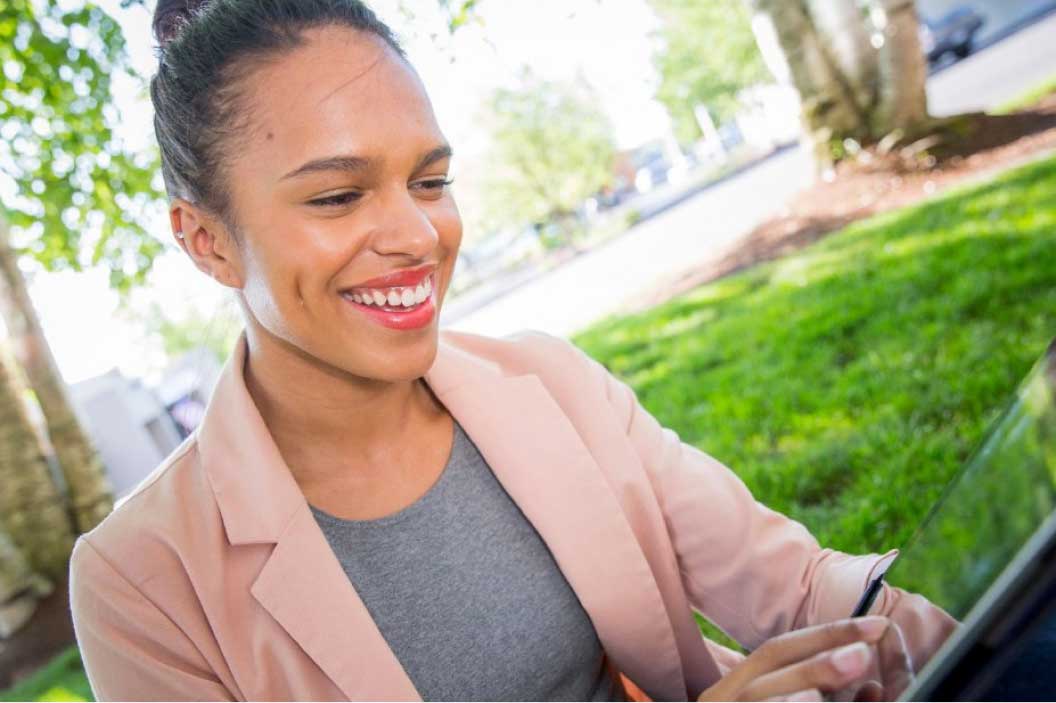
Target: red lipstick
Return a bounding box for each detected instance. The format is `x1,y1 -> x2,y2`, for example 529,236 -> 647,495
348,264 -> 436,290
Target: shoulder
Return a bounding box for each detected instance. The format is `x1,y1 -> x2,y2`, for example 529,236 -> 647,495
438,327 -> 609,389
436,327 -> 630,424
72,434 -> 221,588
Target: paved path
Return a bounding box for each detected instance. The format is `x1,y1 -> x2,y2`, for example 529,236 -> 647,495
444,14 -> 1056,339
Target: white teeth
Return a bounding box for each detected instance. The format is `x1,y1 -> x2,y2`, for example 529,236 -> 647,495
347,275 -> 435,308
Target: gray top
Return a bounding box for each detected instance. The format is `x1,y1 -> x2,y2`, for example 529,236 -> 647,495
310,420 -> 624,702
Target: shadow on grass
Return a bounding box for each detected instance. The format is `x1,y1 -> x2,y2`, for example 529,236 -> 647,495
574,155 -> 1056,557
575,155 -> 1056,652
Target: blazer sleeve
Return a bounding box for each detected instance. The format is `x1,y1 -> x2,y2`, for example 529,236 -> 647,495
567,341 -> 956,670
69,537 -> 235,702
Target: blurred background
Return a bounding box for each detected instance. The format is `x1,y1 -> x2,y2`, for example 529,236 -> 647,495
2,0 -> 1056,698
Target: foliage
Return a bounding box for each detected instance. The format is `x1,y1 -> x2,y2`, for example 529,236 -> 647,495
651,0 -> 769,144
482,73 -> 616,231
574,156 -> 1056,643
0,0 -> 161,291
435,0 -> 480,33
140,300 -> 241,365
0,646 -> 92,701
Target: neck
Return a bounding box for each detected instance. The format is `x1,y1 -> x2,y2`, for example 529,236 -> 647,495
241,325 -> 441,488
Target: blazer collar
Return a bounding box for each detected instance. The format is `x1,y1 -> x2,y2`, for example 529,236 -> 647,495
196,332 -> 689,701
196,333 -> 510,545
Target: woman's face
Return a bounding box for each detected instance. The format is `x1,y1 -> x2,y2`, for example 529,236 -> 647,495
212,26 -> 461,383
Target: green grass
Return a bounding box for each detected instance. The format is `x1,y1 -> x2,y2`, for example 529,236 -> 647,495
0,647 -> 92,702
992,73 -> 1056,114
573,155 -> 1056,642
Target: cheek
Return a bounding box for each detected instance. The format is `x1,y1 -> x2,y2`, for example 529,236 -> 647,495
239,235 -> 320,337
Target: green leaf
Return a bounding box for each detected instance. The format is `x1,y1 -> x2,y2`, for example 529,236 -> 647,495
0,0 -> 162,291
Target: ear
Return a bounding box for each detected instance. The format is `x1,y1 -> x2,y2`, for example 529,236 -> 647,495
170,199 -> 245,289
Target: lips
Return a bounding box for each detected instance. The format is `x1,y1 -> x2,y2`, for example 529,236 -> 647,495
345,264 -> 436,290
341,279 -> 437,330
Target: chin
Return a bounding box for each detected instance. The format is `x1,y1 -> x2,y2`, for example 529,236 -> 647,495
345,333 -> 439,383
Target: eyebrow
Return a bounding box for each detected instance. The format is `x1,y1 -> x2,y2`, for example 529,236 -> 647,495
413,144 -> 453,173
280,144 -> 453,181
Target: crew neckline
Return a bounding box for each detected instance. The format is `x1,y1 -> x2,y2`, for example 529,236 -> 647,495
309,419 -> 463,528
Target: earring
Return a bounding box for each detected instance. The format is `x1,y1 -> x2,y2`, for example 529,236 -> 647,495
175,230 -> 185,240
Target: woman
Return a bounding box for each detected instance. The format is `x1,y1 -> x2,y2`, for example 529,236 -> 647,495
68,0 -> 955,700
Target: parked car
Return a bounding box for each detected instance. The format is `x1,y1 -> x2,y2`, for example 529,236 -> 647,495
919,6 -> 985,65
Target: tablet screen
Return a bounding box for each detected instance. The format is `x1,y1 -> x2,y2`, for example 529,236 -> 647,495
884,339 -> 1056,622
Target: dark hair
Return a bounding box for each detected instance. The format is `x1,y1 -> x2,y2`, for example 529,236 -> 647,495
150,0 -> 405,219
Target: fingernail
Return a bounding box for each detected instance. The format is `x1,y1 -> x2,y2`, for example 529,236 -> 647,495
832,642 -> 871,676
855,615 -> 889,640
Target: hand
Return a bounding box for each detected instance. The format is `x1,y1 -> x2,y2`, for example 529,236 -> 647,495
697,616 -> 911,701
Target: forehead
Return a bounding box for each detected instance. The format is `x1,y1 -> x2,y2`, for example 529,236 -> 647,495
234,26 -> 442,173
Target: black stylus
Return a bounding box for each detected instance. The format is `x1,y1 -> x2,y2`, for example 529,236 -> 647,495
851,573 -> 886,617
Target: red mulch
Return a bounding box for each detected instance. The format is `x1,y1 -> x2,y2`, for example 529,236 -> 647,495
644,94 -> 1056,306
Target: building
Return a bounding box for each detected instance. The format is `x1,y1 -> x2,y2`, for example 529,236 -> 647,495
70,347 -> 222,499
70,370 -> 184,499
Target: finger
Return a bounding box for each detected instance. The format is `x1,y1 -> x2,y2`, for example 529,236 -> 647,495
740,616 -> 889,681
876,623 -> 915,698
764,688 -> 824,702
740,641 -> 875,701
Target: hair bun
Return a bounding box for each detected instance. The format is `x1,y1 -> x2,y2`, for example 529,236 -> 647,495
153,0 -> 212,47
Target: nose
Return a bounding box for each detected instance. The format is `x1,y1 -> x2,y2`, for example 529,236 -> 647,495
368,185 -> 439,260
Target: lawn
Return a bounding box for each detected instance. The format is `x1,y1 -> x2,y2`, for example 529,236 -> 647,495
5,155 -> 1056,701
574,153 -> 1056,583
573,153 -> 1056,647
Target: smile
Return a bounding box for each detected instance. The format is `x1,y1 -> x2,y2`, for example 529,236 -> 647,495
340,273 -> 437,330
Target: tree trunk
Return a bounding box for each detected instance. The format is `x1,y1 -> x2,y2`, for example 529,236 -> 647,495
0,223 -> 113,534
748,0 -> 870,170
807,0 -> 879,118
0,527 -> 52,639
0,351 -> 75,578
749,0 -> 931,171
867,0 -> 929,136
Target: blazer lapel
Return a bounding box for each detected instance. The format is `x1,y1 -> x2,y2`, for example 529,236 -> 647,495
249,506 -> 422,701
199,337 -> 422,701
426,351 -> 689,701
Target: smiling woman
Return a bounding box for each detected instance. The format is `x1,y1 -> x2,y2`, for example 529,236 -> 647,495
67,1 -> 956,701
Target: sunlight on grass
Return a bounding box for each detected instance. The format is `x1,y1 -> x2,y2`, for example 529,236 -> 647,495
574,155 -> 1056,650
575,153 -> 1056,563
35,687 -> 86,702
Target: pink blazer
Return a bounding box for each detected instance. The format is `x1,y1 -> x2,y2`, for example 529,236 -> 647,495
69,330 -> 951,701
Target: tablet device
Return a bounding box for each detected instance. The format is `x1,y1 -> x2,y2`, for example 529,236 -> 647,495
876,338 -> 1056,700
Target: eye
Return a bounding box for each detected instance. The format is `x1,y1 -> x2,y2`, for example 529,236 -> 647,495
412,177 -> 454,198
307,191 -> 362,208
